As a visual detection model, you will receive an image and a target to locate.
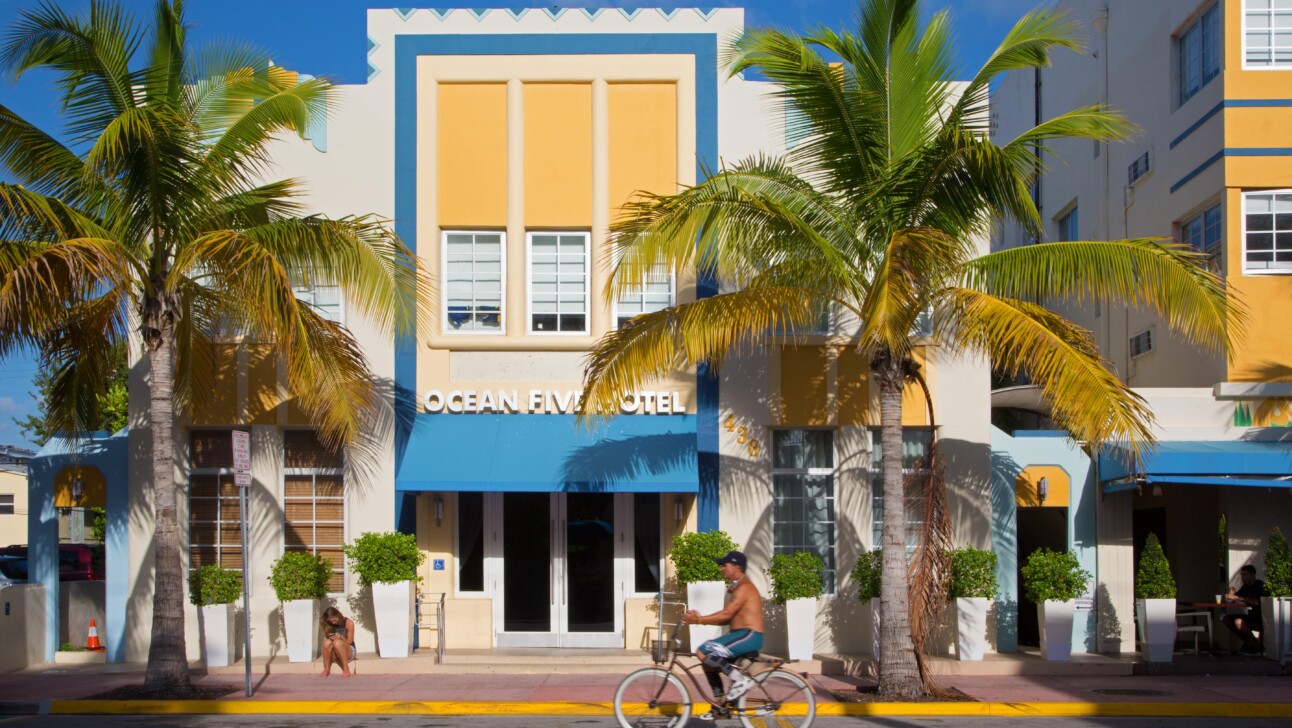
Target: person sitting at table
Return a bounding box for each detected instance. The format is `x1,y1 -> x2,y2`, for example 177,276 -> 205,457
1221,564 -> 1265,656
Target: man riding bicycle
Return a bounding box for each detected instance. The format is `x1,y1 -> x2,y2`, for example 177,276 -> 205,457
681,550 -> 764,721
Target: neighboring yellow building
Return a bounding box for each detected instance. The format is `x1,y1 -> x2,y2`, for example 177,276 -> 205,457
0,446 -> 34,547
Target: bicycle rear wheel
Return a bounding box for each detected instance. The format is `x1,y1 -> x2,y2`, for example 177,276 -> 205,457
613,666 -> 692,728
736,669 -> 816,728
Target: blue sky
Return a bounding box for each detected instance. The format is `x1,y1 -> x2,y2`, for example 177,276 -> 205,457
0,0 -> 1039,449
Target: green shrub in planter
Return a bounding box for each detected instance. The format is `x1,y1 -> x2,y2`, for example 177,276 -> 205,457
188,564 -> 243,606
1265,527 -> 1292,598
948,547 -> 998,600
1134,533 -> 1176,600
268,551 -> 333,602
852,549 -> 882,601
343,531 -> 425,587
767,551 -> 824,604
667,530 -> 739,585
1020,548 -> 1091,603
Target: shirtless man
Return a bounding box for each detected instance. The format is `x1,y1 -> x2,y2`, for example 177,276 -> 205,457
681,550 -> 764,719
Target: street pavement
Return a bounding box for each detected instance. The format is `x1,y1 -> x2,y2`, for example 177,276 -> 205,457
3,717 -> 1292,727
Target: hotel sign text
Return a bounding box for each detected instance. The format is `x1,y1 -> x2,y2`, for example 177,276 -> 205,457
423,389 -> 684,415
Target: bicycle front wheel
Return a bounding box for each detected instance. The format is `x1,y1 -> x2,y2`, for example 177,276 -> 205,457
736,669 -> 816,728
613,666 -> 692,728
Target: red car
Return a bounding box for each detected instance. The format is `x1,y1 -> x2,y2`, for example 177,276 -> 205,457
0,544 -> 102,581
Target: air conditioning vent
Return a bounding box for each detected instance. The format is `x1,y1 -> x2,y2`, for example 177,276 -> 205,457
1127,150 -> 1152,186
1129,328 -> 1155,358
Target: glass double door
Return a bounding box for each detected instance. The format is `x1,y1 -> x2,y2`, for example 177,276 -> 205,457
496,492 -> 622,647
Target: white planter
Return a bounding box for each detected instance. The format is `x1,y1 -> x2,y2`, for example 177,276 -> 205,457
955,597 -> 988,661
1038,600 -> 1075,661
869,599 -> 881,660
1262,596 -> 1292,661
686,581 -> 727,650
200,603 -> 236,667
1135,598 -> 1176,663
784,597 -> 817,660
372,580 -> 414,658
283,599 -> 318,663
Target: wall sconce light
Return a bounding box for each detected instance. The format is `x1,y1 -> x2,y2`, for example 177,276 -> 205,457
434,495 -> 444,527
674,497 -> 684,524
1037,476 -> 1049,506
71,475 -> 85,505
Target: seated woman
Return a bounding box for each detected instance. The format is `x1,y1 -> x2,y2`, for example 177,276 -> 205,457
319,606 -> 356,676
1222,564 -> 1266,656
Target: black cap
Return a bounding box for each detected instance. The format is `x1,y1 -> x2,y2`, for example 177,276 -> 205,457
715,551 -> 747,570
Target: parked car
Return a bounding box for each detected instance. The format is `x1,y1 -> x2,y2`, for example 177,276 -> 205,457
0,556 -> 27,587
0,544 -> 102,581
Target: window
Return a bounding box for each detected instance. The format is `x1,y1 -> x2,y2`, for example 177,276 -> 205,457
1178,4 -> 1220,105
283,430 -> 345,593
1181,202 -> 1223,262
0,494 -> 13,515
870,429 -> 933,554
292,280 -> 342,323
771,430 -> 836,594
444,231 -> 504,332
529,232 -> 588,333
1243,191 -> 1292,272
188,430 -> 247,572
1244,0 -> 1292,67
457,492 -> 484,593
1130,328 -> 1155,358
1057,206 -> 1078,242
633,493 -> 661,594
615,264 -> 674,329
1127,150 -> 1152,187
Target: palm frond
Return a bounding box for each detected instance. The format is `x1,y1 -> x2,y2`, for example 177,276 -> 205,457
0,103 -> 115,205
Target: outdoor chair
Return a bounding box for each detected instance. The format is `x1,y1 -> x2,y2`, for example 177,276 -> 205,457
1176,609 -> 1211,654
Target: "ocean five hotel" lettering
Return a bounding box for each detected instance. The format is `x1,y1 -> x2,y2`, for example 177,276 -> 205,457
422,389 -> 684,415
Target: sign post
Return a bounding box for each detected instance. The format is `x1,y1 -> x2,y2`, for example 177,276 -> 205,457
232,430 -> 253,698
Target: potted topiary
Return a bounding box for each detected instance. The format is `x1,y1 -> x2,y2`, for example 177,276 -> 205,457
1020,547 -> 1091,661
767,551 -> 823,660
343,531 -> 425,658
188,564 -> 242,667
667,530 -> 739,649
852,549 -> 882,659
268,551 -> 333,663
1134,533 -> 1177,663
948,546 -> 998,661
1262,527 -> 1292,659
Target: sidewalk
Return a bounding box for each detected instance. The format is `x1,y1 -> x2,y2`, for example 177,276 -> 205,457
1,663 -> 1290,717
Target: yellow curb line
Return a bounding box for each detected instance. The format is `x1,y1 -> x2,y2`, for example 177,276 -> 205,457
46,700 -> 1292,718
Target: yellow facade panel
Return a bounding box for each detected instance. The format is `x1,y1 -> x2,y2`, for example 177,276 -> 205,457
438,84 -> 508,227
1223,108 -> 1292,150
193,344 -> 239,425
1224,156 -> 1292,190
608,83 -> 677,225
1015,465 -> 1070,508
524,83 -> 593,227
246,345 -> 279,425
838,348 -> 875,427
778,345 -> 829,426
901,347 -> 931,427
1223,189 -> 1292,381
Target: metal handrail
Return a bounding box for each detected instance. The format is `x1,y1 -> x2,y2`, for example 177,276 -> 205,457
417,590 -> 448,664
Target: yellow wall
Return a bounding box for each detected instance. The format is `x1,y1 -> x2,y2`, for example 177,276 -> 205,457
438,83 -> 508,227
0,471 -> 29,546
192,344 -> 238,425
1222,188 -> 1292,381
1224,0 -> 1292,100
1015,465 -> 1070,508
524,83 -> 593,227
53,466 -> 106,508
779,346 -> 830,426
608,83 -> 678,223
246,345 -> 280,425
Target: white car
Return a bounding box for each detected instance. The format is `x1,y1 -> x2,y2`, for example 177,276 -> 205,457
0,556 -> 28,587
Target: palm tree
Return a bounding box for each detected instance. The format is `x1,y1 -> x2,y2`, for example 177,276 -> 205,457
578,0 -> 1239,698
0,1 -> 423,694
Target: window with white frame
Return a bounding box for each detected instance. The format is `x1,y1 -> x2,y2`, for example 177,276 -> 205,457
188,430 -> 246,572
293,280 -> 342,323
1244,0 -> 1292,67
529,232 -> 588,333
1180,202 -> 1223,261
615,263 -> 674,329
1179,4 -> 1220,105
1243,190 -> 1292,272
771,429 -> 836,594
870,429 -> 933,554
1056,206 -> 1079,242
0,494 -> 13,515
444,231 -> 504,332
282,430 -> 345,593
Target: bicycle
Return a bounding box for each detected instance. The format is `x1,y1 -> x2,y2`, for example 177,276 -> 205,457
612,600 -> 816,727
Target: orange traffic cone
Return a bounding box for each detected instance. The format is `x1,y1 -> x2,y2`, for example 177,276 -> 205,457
86,619 -> 105,652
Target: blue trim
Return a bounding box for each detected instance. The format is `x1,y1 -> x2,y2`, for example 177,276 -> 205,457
393,33 -> 720,523
1169,101 -> 1223,150
1226,99 -> 1292,107
1226,147 -> 1292,155
1170,149 -> 1225,194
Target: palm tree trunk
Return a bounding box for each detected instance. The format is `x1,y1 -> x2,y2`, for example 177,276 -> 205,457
141,300 -> 192,695
874,353 -> 924,698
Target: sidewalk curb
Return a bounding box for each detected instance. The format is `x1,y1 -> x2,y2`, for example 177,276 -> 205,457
32,700 -> 1292,718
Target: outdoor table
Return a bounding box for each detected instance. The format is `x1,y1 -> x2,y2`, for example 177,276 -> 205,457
1187,601 -> 1244,653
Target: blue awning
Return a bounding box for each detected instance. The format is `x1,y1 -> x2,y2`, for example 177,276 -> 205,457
395,413 -> 698,493
1099,440 -> 1292,493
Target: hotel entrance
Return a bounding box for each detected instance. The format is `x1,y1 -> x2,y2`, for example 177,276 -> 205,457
493,492 -> 635,648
